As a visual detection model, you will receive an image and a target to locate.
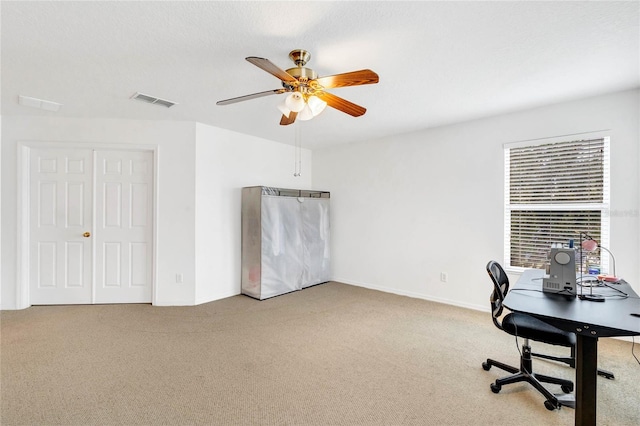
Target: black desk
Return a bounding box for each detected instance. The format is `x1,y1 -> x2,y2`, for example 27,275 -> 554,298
504,269 -> 640,426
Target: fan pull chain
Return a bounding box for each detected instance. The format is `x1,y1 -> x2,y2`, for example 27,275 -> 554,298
293,123 -> 302,177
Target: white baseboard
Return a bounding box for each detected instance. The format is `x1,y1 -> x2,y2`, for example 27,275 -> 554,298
195,290 -> 240,306
334,277 -> 489,313
333,278 -> 639,344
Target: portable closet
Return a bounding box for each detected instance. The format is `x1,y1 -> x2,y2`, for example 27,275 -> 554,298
241,186 -> 331,299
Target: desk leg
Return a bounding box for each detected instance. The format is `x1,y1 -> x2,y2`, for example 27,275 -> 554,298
575,335 -> 598,426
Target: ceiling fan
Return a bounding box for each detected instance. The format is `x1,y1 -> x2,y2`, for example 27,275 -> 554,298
216,49 -> 379,125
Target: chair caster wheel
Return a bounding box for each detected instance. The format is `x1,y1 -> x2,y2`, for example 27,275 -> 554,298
544,400 -> 558,411
482,362 -> 491,371
490,383 -> 501,393
561,384 -> 573,393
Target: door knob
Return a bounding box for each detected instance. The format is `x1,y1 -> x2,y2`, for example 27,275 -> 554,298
83,232 -> 91,238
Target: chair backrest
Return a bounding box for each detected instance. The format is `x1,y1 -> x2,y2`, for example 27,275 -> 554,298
486,261 -> 510,330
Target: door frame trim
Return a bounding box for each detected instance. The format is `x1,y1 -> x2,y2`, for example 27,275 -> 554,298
17,141 -> 159,308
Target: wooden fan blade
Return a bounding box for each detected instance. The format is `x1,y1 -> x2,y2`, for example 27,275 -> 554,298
314,69 -> 379,89
246,57 -> 298,83
216,89 -> 285,105
280,111 -> 298,126
315,91 -> 367,117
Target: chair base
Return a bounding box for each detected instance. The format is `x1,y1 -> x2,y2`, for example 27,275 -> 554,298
532,351 -> 615,380
483,344 -> 574,411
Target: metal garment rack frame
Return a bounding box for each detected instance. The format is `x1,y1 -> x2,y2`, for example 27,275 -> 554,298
261,186 -> 330,199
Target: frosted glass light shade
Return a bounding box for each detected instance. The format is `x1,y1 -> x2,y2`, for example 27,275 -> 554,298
277,98 -> 291,116
298,103 -> 314,121
285,92 -> 305,113
307,95 -> 327,116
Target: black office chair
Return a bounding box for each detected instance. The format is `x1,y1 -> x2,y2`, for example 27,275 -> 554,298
482,261 -> 574,410
483,262 -> 615,379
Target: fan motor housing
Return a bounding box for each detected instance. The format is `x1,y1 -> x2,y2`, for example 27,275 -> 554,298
286,67 -> 317,81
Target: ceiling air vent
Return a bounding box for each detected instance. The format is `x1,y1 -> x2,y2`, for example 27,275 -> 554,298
18,95 -> 62,112
131,92 -> 177,108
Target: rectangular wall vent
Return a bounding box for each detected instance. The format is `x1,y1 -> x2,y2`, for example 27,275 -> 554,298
131,92 -> 177,108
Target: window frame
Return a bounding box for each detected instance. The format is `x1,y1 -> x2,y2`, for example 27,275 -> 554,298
503,133 -> 611,273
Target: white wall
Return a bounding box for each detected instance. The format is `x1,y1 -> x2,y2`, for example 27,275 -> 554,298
312,89 -> 640,311
3,90 -> 638,311
193,123 -> 312,303
1,116 -> 314,309
1,116 -> 198,308
0,115 -> 3,308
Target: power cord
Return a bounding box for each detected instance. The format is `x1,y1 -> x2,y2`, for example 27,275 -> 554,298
510,287 -> 628,299
600,281 -> 628,297
510,314 -> 522,358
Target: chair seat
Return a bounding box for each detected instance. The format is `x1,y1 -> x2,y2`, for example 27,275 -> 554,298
502,312 -> 576,347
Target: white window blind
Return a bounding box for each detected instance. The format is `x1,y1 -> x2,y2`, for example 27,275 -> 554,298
505,137 -> 610,271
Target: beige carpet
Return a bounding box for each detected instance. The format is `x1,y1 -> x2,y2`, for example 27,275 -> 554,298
1,282 -> 639,425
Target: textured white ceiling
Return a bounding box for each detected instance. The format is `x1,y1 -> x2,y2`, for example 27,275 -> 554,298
2,1 -> 638,149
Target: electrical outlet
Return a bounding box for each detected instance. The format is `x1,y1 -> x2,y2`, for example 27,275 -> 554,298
176,273 -> 183,284
440,272 -> 448,283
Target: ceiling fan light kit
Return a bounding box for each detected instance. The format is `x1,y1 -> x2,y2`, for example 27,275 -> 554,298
277,93 -> 326,121
217,49 -> 379,126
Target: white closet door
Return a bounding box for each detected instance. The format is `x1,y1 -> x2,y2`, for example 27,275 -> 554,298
30,148 -> 94,304
94,150 -> 153,304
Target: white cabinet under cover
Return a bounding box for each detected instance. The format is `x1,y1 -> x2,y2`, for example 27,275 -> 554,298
241,186 -> 330,300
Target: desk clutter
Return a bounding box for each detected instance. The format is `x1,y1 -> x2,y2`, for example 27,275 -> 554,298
542,236 -> 624,301
487,262 -> 639,425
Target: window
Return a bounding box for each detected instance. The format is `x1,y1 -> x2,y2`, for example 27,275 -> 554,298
504,136 -> 610,272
